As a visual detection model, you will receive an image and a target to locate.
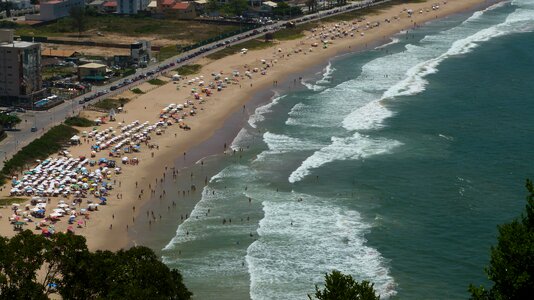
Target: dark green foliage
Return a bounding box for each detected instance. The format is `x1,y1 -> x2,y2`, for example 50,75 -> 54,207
309,270 -> 380,300
221,0 -> 249,16
206,0 -> 221,12
0,124 -> 78,184
93,98 -> 130,110
469,180 -> 534,300
69,6 -> 88,36
131,88 -> 145,94
64,116 -> 96,127
0,20 -> 18,28
0,114 -> 21,129
147,79 -> 167,86
121,68 -> 136,77
273,2 -> 303,18
0,197 -> 27,206
0,2 -> 14,17
175,64 -> 202,76
0,231 -> 192,299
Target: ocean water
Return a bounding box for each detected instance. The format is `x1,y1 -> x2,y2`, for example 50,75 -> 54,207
161,1 -> 534,299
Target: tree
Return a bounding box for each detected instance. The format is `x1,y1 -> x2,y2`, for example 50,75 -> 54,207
0,231 -> 49,299
222,0 -> 248,16
273,2 -> 303,18
0,1 -> 14,18
206,0 -> 221,13
0,231 -> 192,299
69,6 -> 87,36
0,114 -> 21,129
309,270 -> 380,300
306,0 -> 318,13
469,180 -> 534,300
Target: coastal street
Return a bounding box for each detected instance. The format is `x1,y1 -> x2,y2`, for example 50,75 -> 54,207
0,0 -> 386,170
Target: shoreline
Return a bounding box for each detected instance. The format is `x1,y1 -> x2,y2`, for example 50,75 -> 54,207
127,0 -> 499,252
0,0 -> 498,252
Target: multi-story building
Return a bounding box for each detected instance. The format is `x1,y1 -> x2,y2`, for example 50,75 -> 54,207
0,30 -> 43,106
130,40 -> 151,65
26,0 -> 85,22
117,0 -> 150,14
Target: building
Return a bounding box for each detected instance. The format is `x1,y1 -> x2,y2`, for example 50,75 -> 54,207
169,1 -> 196,19
88,0 -> 107,13
78,62 -> 107,81
157,0 -> 196,19
0,30 -> 44,106
102,0 -> 117,12
117,0 -> 150,14
259,1 -> 277,13
130,40 -> 151,66
26,0 -> 85,21
10,0 -> 32,10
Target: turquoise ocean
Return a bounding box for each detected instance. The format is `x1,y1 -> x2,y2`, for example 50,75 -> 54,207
159,1 -> 534,299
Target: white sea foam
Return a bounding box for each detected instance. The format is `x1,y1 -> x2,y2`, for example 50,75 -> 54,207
289,1 -> 534,183
254,132 -> 324,162
230,127 -> 254,151
375,37 -> 400,49
248,94 -> 286,128
263,132 -> 323,152
163,164 -> 255,251
288,133 -> 401,183
302,61 -> 336,91
162,187 -> 218,249
247,192 -> 397,299
316,61 -> 335,85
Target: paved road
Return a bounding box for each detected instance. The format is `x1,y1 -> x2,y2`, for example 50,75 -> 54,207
0,0 -> 388,170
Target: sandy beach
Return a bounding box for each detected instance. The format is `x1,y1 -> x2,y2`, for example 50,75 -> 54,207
0,0 -> 495,251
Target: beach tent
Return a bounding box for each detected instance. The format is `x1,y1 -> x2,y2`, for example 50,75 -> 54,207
70,135 -> 81,145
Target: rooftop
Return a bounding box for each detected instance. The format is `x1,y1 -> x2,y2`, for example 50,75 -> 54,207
263,1 -> 277,7
0,40 -> 38,48
103,1 -> 117,7
172,2 -> 190,10
42,49 -> 79,58
79,63 -> 107,69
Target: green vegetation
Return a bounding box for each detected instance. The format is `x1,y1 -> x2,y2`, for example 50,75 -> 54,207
0,197 -> 27,206
469,179 -> 534,300
309,270 -> 380,300
175,64 -> 202,76
0,114 -> 21,129
92,98 -> 130,111
273,23 -> 314,41
120,68 -> 136,77
157,45 -> 181,62
13,15 -> 239,44
131,88 -> 145,94
148,79 -> 166,86
273,2 -> 303,18
206,39 -> 274,60
69,6 -> 88,36
41,65 -> 76,80
64,116 -> 95,127
0,124 -> 78,185
220,0 -> 249,16
0,231 -> 192,299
